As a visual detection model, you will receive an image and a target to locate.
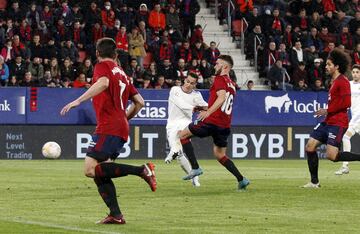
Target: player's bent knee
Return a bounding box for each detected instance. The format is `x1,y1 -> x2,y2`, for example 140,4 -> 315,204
84,168 -> 95,178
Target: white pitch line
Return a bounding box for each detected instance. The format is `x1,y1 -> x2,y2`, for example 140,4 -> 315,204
1,218 -> 124,234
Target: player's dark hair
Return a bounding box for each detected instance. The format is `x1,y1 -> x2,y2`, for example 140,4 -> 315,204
188,72 -> 199,81
218,54 -> 234,68
96,37 -> 117,59
352,64 -> 360,70
327,48 -> 350,74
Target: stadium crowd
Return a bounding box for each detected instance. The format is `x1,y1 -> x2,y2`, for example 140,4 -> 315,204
0,0 -> 359,91
240,0 -> 360,91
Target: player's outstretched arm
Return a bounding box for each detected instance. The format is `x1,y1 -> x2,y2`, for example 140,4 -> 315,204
60,77 -> 109,116
127,93 -> 145,120
197,89 -> 226,121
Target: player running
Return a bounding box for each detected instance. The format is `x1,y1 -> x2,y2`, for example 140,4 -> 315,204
178,55 -> 250,191
335,64 -> 360,175
60,38 -> 156,224
303,49 -> 360,188
165,73 -> 208,187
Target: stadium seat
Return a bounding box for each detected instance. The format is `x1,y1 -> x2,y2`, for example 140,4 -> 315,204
78,51 -> 87,63
143,52 -> 153,69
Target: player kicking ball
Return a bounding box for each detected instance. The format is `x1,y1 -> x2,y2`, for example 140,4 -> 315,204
60,38 -> 156,224
335,64 -> 360,175
165,73 -> 208,187
178,55 -> 250,191
303,49 -> 360,188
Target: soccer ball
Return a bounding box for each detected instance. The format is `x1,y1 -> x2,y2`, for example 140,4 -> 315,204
42,141 -> 61,159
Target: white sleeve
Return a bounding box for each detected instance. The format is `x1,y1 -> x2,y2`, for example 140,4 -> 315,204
194,92 -> 208,107
169,88 -> 195,111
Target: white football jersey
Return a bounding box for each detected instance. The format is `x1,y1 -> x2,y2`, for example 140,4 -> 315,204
166,86 -> 207,129
350,81 -> 360,124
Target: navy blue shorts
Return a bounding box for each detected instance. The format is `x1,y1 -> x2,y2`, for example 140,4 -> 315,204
86,134 -> 126,162
189,121 -> 230,147
310,122 -> 347,148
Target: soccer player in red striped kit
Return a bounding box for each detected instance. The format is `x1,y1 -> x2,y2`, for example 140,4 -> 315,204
61,38 -> 157,224
303,48 -> 360,188
178,55 -> 250,190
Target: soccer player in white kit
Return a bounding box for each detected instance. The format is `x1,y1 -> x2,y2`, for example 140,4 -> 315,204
335,64 -> 360,175
165,73 -> 208,186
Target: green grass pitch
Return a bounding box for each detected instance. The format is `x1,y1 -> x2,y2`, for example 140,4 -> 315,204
1,159 -> 360,234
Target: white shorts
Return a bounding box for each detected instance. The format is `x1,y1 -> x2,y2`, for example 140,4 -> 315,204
166,121 -> 190,153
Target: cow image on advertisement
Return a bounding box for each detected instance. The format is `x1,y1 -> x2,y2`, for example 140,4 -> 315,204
265,93 -> 291,113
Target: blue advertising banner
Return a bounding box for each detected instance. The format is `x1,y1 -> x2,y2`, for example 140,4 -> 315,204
233,91 -> 328,126
0,88 -> 26,124
0,88 -> 330,126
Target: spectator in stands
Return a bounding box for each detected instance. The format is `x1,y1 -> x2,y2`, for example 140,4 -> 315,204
0,19 -> 5,47
168,24 -> 183,47
138,20 -> 152,46
85,2 -> 102,30
267,8 -> 285,45
60,39 -> 79,62
318,26 -> 336,49
175,58 -> 189,82
306,27 -> 323,54
337,25 -> 353,53
282,24 -> 294,49
7,75 -> 19,87
41,4 -> 54,27
190,24 -> 204,45
19,71 -> 36,87
28,57 -> 44,81
126,58 -> 143,88
1,39 -> 15,62
205,41 -> 220,66
71,21 -> 86,51
143,76 -> 154,89
177,40 -> 192,63
54,18 -> 68,43
49,57 -> 61,79
336,0 -> 353,16
71,4 -> 83,25
39,70 -> 55,87
37,20 -> 52,44
79,58 -> 94,83
199,59 -> 214,84
26,3 -> 40,29
321,11 -> 337,33
136,3 -> 149,26
18,19 -> 32,43
203,75 -> 215,89
117,4 -> 135,31
115,25 -> 129,68
60,57 -> 75,80
294,9 -> 309,34
143,62 -> 158,87
349,12 -> 360,34
29,34 -> 43,60
101,1 -> 116,32
154,75 -> 168,89
349,0 -> 360,15
148,3 -> 166,32
320,41 -> 336,61
290,41 -> 308,72
293,79 -> 309,91
72,73 -> 90,88
8,1 -> 25,25
192,40 -> 205,62
159,40 -> 174,63
267,59 -> 284,90
309,58 -> 324,84
55,0 -> 73,27
9,55 -> 26,80
43,39 -> 58,65
353,43 -> 360,64
247,80 -> 254,90
246,7 -> 262,32
0,55 -> 9,86
311,78 -> 326,92
309,11 -> 322,30
311,0 -> 324,15
246,24 -> 265,64
128,26 -> 146,70
61,77 -> 71,88
5,19 -> 15,40
278,43 -> 290,71
263,41 -> 279,74
158,58 -> 175,82
292,61 -> 308,85
166,4 -> 180,31
179,0 -> 200,38
237,0 -> 254,16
